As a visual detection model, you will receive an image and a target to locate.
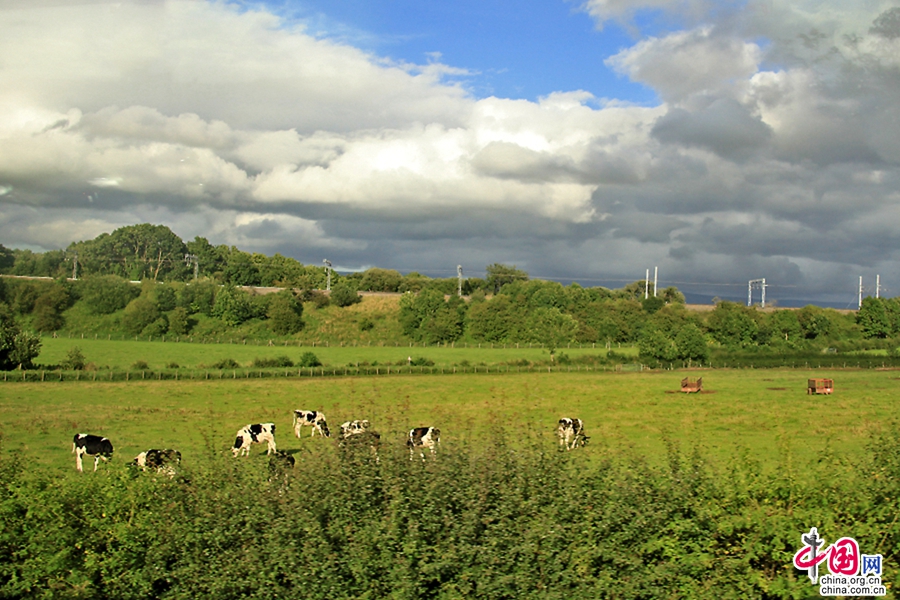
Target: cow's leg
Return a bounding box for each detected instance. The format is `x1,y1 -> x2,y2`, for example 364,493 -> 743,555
93,455 -> 100,472
267,439 -> 276,455
76,449 -> 84,472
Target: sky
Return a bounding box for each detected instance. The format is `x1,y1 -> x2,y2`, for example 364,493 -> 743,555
1,0 -> 899,307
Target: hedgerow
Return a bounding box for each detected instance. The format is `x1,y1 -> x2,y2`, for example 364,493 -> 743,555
1,430 -> 898,599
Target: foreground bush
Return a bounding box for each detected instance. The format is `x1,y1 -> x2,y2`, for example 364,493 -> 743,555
1,430 -> 898,599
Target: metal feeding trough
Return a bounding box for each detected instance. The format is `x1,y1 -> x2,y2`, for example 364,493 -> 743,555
807,378 -> 834,395
681,377 -> 703,393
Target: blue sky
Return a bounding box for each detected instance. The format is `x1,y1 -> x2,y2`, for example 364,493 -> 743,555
1,0 -> 899,306
269,0 -> 658,103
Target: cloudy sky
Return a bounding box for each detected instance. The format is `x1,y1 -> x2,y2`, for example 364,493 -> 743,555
1,0 -> 899,306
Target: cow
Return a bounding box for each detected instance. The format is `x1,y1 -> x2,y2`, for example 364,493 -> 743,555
232,423 -> 277,457
293,410 -> 330,438
339,419 -> 371,439
407,426 -> 440,460
72,434 -> 113,472
557,418 -> 588,450
133,449 -> 182,476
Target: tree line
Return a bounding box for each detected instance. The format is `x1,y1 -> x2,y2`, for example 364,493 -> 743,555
1,222 -> 896,371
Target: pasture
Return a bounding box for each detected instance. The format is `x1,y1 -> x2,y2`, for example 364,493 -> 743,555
1,368 -> 895,472
32,335 -> 634,371
2,369 -> 900,598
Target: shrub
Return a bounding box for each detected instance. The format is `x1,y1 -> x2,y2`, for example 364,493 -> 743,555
132,360 -> 150,370
330,281 -> 362,307
122,297 -> 160,336
266,291 -> 303,335
408,356 -> 434,367
61,346 -> 86,370
141,317 -> 169,337
212,357 -> 240,369
166,361 -> 180,369
359,317 -> 375,332
168,306 -> 191,336
297,351 -> 321,367
252,355 -> 294,368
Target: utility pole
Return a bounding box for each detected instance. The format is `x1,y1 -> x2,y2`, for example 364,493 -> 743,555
323,259 -> 332,292
858,276 -> 863,309
644,269 -> 649,299
457,265 -> 463,297
72,251 -> 78,280
876,274 -> 881,299
184,254 -> 198,280
653,266 -> 658,297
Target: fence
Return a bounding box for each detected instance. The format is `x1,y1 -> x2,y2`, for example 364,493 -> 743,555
1,363 -> 626,384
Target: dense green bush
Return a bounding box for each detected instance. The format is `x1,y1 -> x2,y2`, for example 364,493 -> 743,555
297,351 -> 321,367
121,297 -> 160,336
252,355 -> 294,368
78,275 -> 140,315
1,429 -> 897,599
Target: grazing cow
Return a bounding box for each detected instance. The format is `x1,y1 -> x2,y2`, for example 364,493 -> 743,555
293,410 -> 331,438
339,419 -> 371,439
407,426 -> 440,460
72,434 -> 113,472
232,423 -> 277,457
557,418 -> 588,450
133,449 -> 182,476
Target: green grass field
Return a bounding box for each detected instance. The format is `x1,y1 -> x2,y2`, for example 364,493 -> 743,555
1,368 -> 894,474
32,335 -> 636,370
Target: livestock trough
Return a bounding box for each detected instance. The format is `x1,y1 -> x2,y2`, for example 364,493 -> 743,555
681,377 -> 703,393
807,378 -> 834,395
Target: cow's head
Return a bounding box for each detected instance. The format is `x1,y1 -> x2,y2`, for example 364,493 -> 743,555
232,436 -> 244,457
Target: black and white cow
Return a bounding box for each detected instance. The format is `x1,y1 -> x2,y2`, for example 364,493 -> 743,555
557,418 -> 588,450
293,410 -> 330,438
72,434 -> 114,472
232,423 -> 277,457
133,449 -> 182,476
339,419 -> 371,439
407,426 -> 440,460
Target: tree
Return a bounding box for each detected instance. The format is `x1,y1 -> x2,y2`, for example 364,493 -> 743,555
330,281 -> 362,308
858,297 -> 891,339
638,327 -> 677,365
32,283 -> 73,332
706,301 -> 759,347
222,249 -> 261,286
399,289 -> 466,344
0,243 -> 14,272
465,295 -> 516,342
485,263 -> 528,294
797,305 -> 832,339
0,304 -> 41,370
674,323 -> 709,364
211,285 -> 253,326
764,310 -> 803,345
360,268 -> 403,292
267,291 -> 304,335
522,307 -> 578,352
